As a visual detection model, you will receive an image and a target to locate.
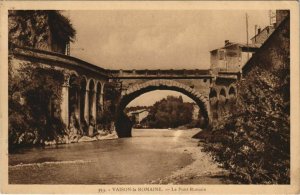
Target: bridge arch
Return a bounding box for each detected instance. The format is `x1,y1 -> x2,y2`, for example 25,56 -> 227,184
228,84 -> 237,98
95,81 -> 103,125
219,87 -> 227,99
228,84 -> 237,112
67,70 -> 79,79
79,76 -> 87,127
209,88 -> 219,121
218,87 -> 228,116
209,88 -> 218,100
88,79 -> 96,125
68,74 -> 80,128
80,76 -> 88,90
115,79 -> 210,137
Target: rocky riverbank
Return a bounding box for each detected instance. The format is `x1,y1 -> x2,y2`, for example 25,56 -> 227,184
149,140 -> 230,184
44,130 -> 118,146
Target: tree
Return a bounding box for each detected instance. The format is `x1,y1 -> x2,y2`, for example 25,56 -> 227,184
199,15 -> 290,184
141,95 -> 194,128
9,10 -> 75,53
9,61 -> 66,150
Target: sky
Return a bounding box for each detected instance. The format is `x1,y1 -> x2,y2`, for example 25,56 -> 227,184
66,10 -> 270,106
127,90 -> 194,107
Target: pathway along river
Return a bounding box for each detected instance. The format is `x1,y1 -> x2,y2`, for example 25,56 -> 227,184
9,129 -> 229,184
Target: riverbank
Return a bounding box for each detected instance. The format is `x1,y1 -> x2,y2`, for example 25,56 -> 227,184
133,128 -> 230,184
146,131 -> 230,184
44,130 -> 118,146
9,129 -> 229,184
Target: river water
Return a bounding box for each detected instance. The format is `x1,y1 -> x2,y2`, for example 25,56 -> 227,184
9,129 -> 223,184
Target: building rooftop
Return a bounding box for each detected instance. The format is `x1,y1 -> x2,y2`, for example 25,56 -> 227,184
210,41 -> 260,53
250,25 -> 275,41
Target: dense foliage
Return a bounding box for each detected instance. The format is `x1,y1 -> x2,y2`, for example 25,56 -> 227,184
8,10 -> 77,151
198,15 -> 290,184
95,82 -> 120,131
9,59 -> 66,151
9,10 -> 75,49
200,66 -> 290,184
141,96 -> 195,128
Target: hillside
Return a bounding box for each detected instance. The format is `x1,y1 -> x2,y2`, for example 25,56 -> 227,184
197,15 -> 290,184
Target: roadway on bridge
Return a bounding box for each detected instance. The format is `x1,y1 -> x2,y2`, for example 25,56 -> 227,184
9,129 -> 228,184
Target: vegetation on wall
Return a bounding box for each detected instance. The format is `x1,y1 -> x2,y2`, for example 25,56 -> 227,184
198,16 -> 290,183
200,66 -> 290,184
8,10 -> 75,50
8,59 -> 66,151
96,82 -> 119,130
8,10 -> 78,151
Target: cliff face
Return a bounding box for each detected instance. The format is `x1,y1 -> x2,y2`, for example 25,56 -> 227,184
199,14 -> 290,184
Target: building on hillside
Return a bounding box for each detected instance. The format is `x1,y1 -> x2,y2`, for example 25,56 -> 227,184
210,10 -> 289,73
251,26 -> 275,45
8,10 -> 75,55
243,10 -> 290,74
251,10 -> 289,46
210,40 -> 259,72
127,109 -> 149,125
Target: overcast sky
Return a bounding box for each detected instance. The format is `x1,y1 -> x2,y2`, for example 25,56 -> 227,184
68,10 -> 270,70
66,10 -> 270,106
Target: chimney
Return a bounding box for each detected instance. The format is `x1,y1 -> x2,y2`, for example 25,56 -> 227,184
225,40 -> 230,46
255,25 -> 257,35
258,27 -> 261,34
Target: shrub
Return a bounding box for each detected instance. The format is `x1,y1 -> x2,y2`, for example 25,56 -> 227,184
201,66 -> 290,184
141,95 -> 194,128
8,60 -> 66,151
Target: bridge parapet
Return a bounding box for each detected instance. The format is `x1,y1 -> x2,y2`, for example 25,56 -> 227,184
11,45 -> 109,78
217,71 -> 240,80
109,69 -> 213,78
210,67 -> 241,80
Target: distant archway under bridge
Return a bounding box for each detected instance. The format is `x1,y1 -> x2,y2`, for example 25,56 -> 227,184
115,79 -> 210,137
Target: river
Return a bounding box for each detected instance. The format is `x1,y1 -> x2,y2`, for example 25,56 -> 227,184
9,129 -> 228,184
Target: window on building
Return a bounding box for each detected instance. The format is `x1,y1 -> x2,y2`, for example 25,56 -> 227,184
219,51 -> 225,60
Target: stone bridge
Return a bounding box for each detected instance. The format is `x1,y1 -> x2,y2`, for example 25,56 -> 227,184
11,46 -> 240,137
109,69 -> 239,136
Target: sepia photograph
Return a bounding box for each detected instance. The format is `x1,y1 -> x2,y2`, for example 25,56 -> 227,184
0,1 -> 299,194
